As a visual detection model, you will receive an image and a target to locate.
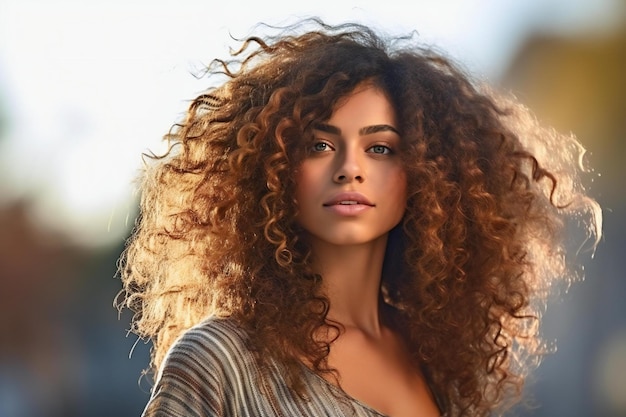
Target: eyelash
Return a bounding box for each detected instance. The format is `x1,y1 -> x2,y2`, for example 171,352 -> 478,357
368,144 -> 392,155
310,139 -> 395,154
312,141 -> 333,152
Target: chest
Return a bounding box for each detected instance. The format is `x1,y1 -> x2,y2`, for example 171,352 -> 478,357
324,331 -> 441,417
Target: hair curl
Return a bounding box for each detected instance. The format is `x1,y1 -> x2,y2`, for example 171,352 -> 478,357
117,19 -> 601,417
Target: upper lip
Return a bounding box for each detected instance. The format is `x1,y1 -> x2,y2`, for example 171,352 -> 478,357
323,192 -> 374,206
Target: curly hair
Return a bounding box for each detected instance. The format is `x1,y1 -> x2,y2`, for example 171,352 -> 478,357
117,19 -> 601,416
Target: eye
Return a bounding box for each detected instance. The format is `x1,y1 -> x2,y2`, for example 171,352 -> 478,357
368,144 -> 392,155
311,141 -> 333,152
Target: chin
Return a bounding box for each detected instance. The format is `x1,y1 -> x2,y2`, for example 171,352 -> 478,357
315,232 -> 389,247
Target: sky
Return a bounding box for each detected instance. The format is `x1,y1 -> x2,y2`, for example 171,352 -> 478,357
0,0 -> 623,246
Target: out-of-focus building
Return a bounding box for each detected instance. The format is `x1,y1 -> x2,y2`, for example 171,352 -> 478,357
501,22 -> 626,417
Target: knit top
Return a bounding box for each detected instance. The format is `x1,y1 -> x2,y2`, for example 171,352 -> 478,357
141,317 -> 441,417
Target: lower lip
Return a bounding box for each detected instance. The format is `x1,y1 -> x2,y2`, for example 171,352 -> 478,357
323,204 -> 373,216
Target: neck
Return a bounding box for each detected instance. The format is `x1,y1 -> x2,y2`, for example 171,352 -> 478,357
310,235 -> 388,337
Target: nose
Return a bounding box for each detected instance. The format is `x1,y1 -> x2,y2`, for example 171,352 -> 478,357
333,148 -> 364,184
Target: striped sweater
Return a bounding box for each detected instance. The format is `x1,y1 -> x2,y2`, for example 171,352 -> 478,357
141,317 -> 398,417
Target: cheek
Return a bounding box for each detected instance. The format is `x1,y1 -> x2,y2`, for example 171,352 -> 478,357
295,160 -> 324,190
385,166 -> 408,203
398,170 -> 408,199
294,164 -> 317,208
396,174 -> 408,215
294,169 -> 307,203
389,170 -> 408,223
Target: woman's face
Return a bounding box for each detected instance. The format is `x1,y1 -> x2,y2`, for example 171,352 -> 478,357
295,84 -> 407,248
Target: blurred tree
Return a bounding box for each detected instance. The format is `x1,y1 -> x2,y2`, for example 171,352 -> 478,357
0,201 -> 149,417
0,200 -> 88,416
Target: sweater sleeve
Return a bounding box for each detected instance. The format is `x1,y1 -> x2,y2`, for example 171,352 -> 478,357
141,328 -> 227,417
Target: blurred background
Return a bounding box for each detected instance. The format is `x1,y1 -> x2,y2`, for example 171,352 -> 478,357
0,0 -> 624,416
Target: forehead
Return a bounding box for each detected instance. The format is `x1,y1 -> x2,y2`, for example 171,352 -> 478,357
326,85 -> 398,128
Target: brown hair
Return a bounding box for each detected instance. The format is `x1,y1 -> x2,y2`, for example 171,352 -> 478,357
117,20 -> 601,416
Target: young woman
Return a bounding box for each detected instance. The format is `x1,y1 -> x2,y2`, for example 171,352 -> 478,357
117,20 -> 601,417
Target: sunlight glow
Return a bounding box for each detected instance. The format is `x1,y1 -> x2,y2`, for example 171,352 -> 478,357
0,0 -> 621,246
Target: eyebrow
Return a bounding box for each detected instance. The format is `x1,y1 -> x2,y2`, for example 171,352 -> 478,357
314,123 -> 400,136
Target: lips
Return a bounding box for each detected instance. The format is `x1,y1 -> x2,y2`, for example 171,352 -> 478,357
323,192 -> 374,207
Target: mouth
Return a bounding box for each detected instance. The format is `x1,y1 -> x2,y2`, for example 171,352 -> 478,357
323,193 -> 374,207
